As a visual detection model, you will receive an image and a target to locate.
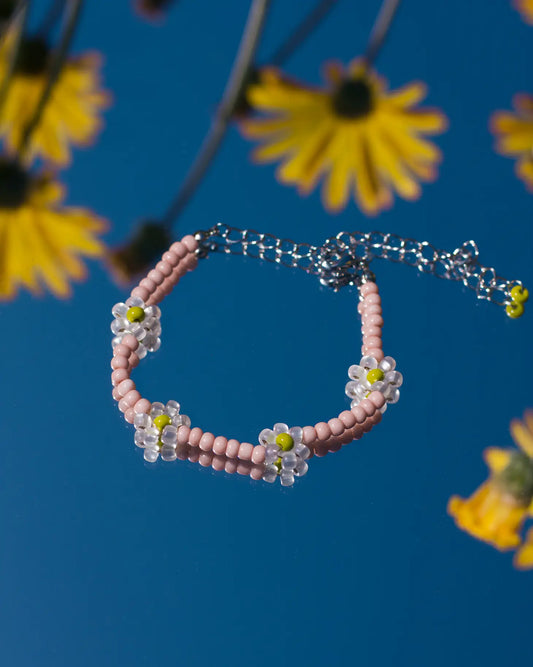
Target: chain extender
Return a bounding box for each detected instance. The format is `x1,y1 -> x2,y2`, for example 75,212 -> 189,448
194,223 -> 524,310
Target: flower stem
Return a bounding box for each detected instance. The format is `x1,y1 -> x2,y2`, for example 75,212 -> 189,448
161,0 -> 271,229
363,0 -> 401,67
0,0 -> 29,120
18,0 -> 83,158
268,0 -> 338,68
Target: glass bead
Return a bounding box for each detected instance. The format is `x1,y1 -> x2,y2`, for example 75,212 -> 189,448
388,388 -> 400,404
361,356 -> 377,370
126,296 -> 145,308
345,381 -> 358,398
134,431 -> 145,447
273,423 -> 289,435
348,364 -> 364,380
263,466 -> 278,483
144,433 -> 160,448
282,452 -> 297,469
166,400 -> 180,415
111,318 -> 127,335
112,303 -> 128,318
295,460 -> 308,476
295,444 -> 310,460
385,371 -> 402,387
134,413 -> 150,429
259,429 -> 274,445
371,380 -> 385,393
150,403 -> 165,417
161,425 -> 178,445
280,472 -> 295,487
137,344 -> 147,360
380,356 -> 396,372
144,448 -> 159,463
161,446 -> 177,462
289,426 -> 303,443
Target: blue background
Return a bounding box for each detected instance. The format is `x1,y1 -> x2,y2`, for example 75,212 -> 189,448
1,1 -> 532,665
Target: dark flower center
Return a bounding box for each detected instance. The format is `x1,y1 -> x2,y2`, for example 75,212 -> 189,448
110,221 -> 173,281
14,37 -> 50,76
0,161 -> 30,209
498,451 -> 533,504
331,77 -> 374,119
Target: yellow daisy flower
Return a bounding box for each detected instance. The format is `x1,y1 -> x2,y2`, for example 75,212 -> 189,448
240,60 -> 447,215
0,160 -> 108,299
448,411 -> 533,569
514,0 -> 533,24
491,94 -> 533,192
0,34 -> 110,165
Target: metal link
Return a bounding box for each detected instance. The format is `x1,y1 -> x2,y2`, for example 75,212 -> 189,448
194,223 -> 521,308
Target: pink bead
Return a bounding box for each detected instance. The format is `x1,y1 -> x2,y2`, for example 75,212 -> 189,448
162,251 -> 179,266
251,445 -> 265,464
112,387 -> 121,401
133,398 -> 151,414
147,269 -> 164,286
238,442 -> 254,461
113,343 -> 130,358
213,436 -> 228,456
185,255 -> 198,271
365,336 -> 382,349
250,468 -> 263,481
369,391 -> 386,409
189,427 -> 203,447
123,389 -> 141,407
212,457 -> 225,472
360,282 -> 378,296
367,314 -> 384,327
199,452 -> 212,468
140,277 -> 156,292
199,432 -> 215,452
112,368 -> 129,385
339,410 -> 356,429
365,293 -> 381,305
156,260 -> 173,277
170,241 -> 187,259
359,398 -> 376,417
177,426 -> 191,445
351,406 -> 367,423
124,408 -> 136,424
118,397 -> 129,413
121,334 -> 139,351
131,286 -> 150,302
226,439 -> 240,459
225,459 -> 238,474
128,353 -> 140,369
111,356 -> 128,370
367,348 -> 384,362
362,326 -> 382,337
364,304 -> 382,316
328,418 -> 344,436
357,301 -> 365,315
117,379 -> 135,397
315,422 -> 332,441
181,235 -> 198,252
237,462 -> 250,476
302,426 -> 317,445
188,449 -> 200,463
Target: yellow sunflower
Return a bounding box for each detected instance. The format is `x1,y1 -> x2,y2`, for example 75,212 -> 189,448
448,411 -> 533,570
491,94 -> 533,192
514,0 -> 533,24
240,59 -> 447,215
0,160 -> 107,299
0,34 -> 110,165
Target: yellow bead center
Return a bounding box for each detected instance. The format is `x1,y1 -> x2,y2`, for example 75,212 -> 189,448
506,302 -> 525,319
274,457 -> 282,472
126,306 -> 145,323
366,368 -> 385,384
275,433 -> 294,451
510,284 -> 529,304
153,414 -> 171,431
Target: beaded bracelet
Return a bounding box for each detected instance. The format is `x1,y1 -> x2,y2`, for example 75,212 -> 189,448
110,223 -> 528,486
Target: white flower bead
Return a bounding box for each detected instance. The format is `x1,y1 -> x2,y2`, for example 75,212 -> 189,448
133,400 -> 189,462
110,297 -> 162,354
258,423 -> 309,485
345,355 -> 403,412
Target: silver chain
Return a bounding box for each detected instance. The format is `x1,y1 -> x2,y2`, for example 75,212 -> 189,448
194,223 -> 521,308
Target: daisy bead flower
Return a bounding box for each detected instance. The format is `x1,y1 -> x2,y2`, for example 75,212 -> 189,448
111,296 -> 161,358
345,355 -> 402,411
259,423 -> 310,486
133,400 -> 191,463
241,59 -> 447,215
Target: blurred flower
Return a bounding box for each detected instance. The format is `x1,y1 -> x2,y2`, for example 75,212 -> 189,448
0,159 -> 107,299
106,220 -> 172,285
491,95 -> 533,192
0,33 -> 111,165
240,60 -> 447,215
514,0 -> 533,24
448,411 -> 533,570
134,0 -> 177,21
0,0 -> 16,22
